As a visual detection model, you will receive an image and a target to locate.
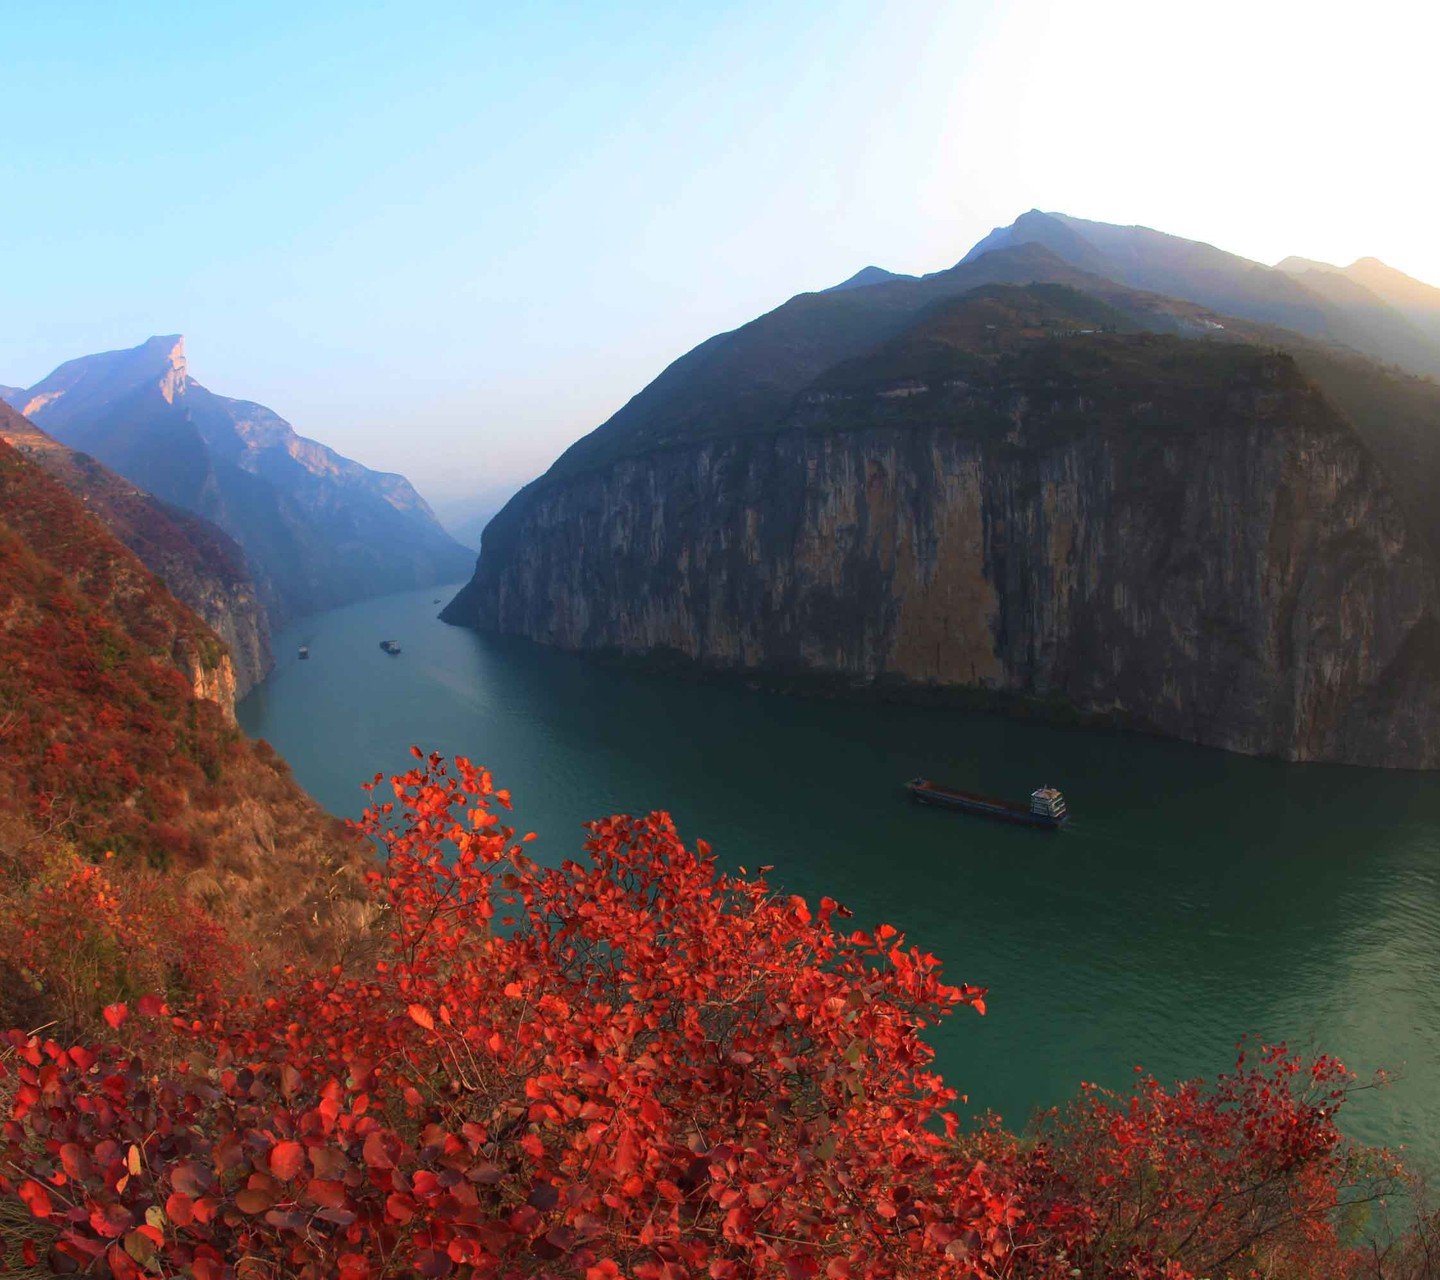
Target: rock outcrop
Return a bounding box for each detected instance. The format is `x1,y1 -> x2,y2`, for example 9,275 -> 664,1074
447,285 -> 1440,768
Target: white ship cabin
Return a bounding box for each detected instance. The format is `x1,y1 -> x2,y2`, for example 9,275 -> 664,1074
1029,786 -> 1067,820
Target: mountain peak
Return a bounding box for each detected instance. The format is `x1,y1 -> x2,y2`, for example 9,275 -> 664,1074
958,210 -> 1114,276
826,265 -> 915,292
1275,255 -> 1342,276
17,333 -> 191,421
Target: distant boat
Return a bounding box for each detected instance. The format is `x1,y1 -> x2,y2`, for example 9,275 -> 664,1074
433,598 -> 441,603
906,778 -> 1068,829
379,639 -> 402,655
298,645 -> 309,660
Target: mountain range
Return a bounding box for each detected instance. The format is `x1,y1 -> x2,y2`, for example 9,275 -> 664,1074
3,336 -> 474,625
444,211 -> 1440,769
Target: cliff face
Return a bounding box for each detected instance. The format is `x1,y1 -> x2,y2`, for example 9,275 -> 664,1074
0,400 -> 273,695
449,316 -> 1440,768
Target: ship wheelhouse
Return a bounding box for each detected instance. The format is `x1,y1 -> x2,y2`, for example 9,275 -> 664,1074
1029,786 -> 1067,822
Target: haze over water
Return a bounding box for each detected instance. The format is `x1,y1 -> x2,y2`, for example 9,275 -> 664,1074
241,584 -> 1440,1175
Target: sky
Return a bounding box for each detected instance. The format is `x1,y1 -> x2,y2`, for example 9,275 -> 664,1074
2,0 -> 1435,514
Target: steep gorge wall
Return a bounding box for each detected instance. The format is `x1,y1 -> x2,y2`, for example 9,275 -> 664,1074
449,386 -> 1440,767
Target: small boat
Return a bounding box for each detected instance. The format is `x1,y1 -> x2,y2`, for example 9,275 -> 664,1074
298,646 -> 310,660
906,778 -> 1068,829
379,640 -> 402,655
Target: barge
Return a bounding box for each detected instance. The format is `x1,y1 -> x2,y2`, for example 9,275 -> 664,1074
906,778 -> 1068,829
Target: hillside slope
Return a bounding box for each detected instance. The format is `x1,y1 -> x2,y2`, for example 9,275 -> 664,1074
0,400 -> 272,694
0,435 -> 368,1012
5,336 -> 474,620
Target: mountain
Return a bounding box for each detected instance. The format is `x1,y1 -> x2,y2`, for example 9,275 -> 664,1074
0,430 -> 367,1025
827,265 -> 918,291
528,241 -> 1121,485
0,399 -> 272,694
5,336 -> 475,621
1346,257 -> 1440,338
965,211 -> 1440,378
446,242 -> 1440,768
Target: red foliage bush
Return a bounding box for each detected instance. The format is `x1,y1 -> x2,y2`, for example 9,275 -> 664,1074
0,754 -> 1417,1278
0,843 -> 236,1034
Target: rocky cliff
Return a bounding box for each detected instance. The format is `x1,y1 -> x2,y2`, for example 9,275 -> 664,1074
0,400 -> 273,695
447,288 -> 1440,768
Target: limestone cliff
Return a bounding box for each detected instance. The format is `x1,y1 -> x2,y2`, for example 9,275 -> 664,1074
447,291 -> 1440,768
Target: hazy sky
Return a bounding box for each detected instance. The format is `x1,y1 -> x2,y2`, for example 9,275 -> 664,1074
3,0 -> 1433,509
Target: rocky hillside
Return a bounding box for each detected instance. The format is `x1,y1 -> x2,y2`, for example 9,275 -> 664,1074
0,400 -> 272,694
0,433 -> 367,995
446,280 -> 1440,768
4,336 -> 474,621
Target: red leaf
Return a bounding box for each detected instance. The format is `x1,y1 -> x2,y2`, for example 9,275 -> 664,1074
306,1178 -> 348,1209
407,1004 -> 436,1032
90,1202 -> 135,1238
17,1179 -> 52,1219
268,1139 -> 306,1181
235,1187 -> 276,1214
106,1243 -> 144,1280
362,1131 -> 395,1169
102,1002 -> 129,1030
166,1192 -> 195,1227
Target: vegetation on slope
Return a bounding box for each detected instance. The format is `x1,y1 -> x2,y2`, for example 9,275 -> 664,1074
0,400 -> 273,693
0,437 -> 367,1035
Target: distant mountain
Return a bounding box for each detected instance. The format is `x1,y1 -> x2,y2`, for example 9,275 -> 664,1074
431,482 -> 526,549
5,336 -> 475,621
827,265 -> 918,291
0,399 -> 272,694
1347,257 -> 1440,329
965,211 -> 1440,378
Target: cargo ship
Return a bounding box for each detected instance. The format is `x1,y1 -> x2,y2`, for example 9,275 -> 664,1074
906,778 -> 1068,829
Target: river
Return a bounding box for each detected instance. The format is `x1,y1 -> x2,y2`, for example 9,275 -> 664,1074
240,583 -> 1440,1174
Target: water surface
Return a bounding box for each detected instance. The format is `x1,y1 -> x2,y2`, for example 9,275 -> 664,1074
241,584 -> 1440,1173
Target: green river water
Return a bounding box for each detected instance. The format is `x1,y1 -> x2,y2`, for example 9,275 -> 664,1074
239,583 -> 1440,1173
